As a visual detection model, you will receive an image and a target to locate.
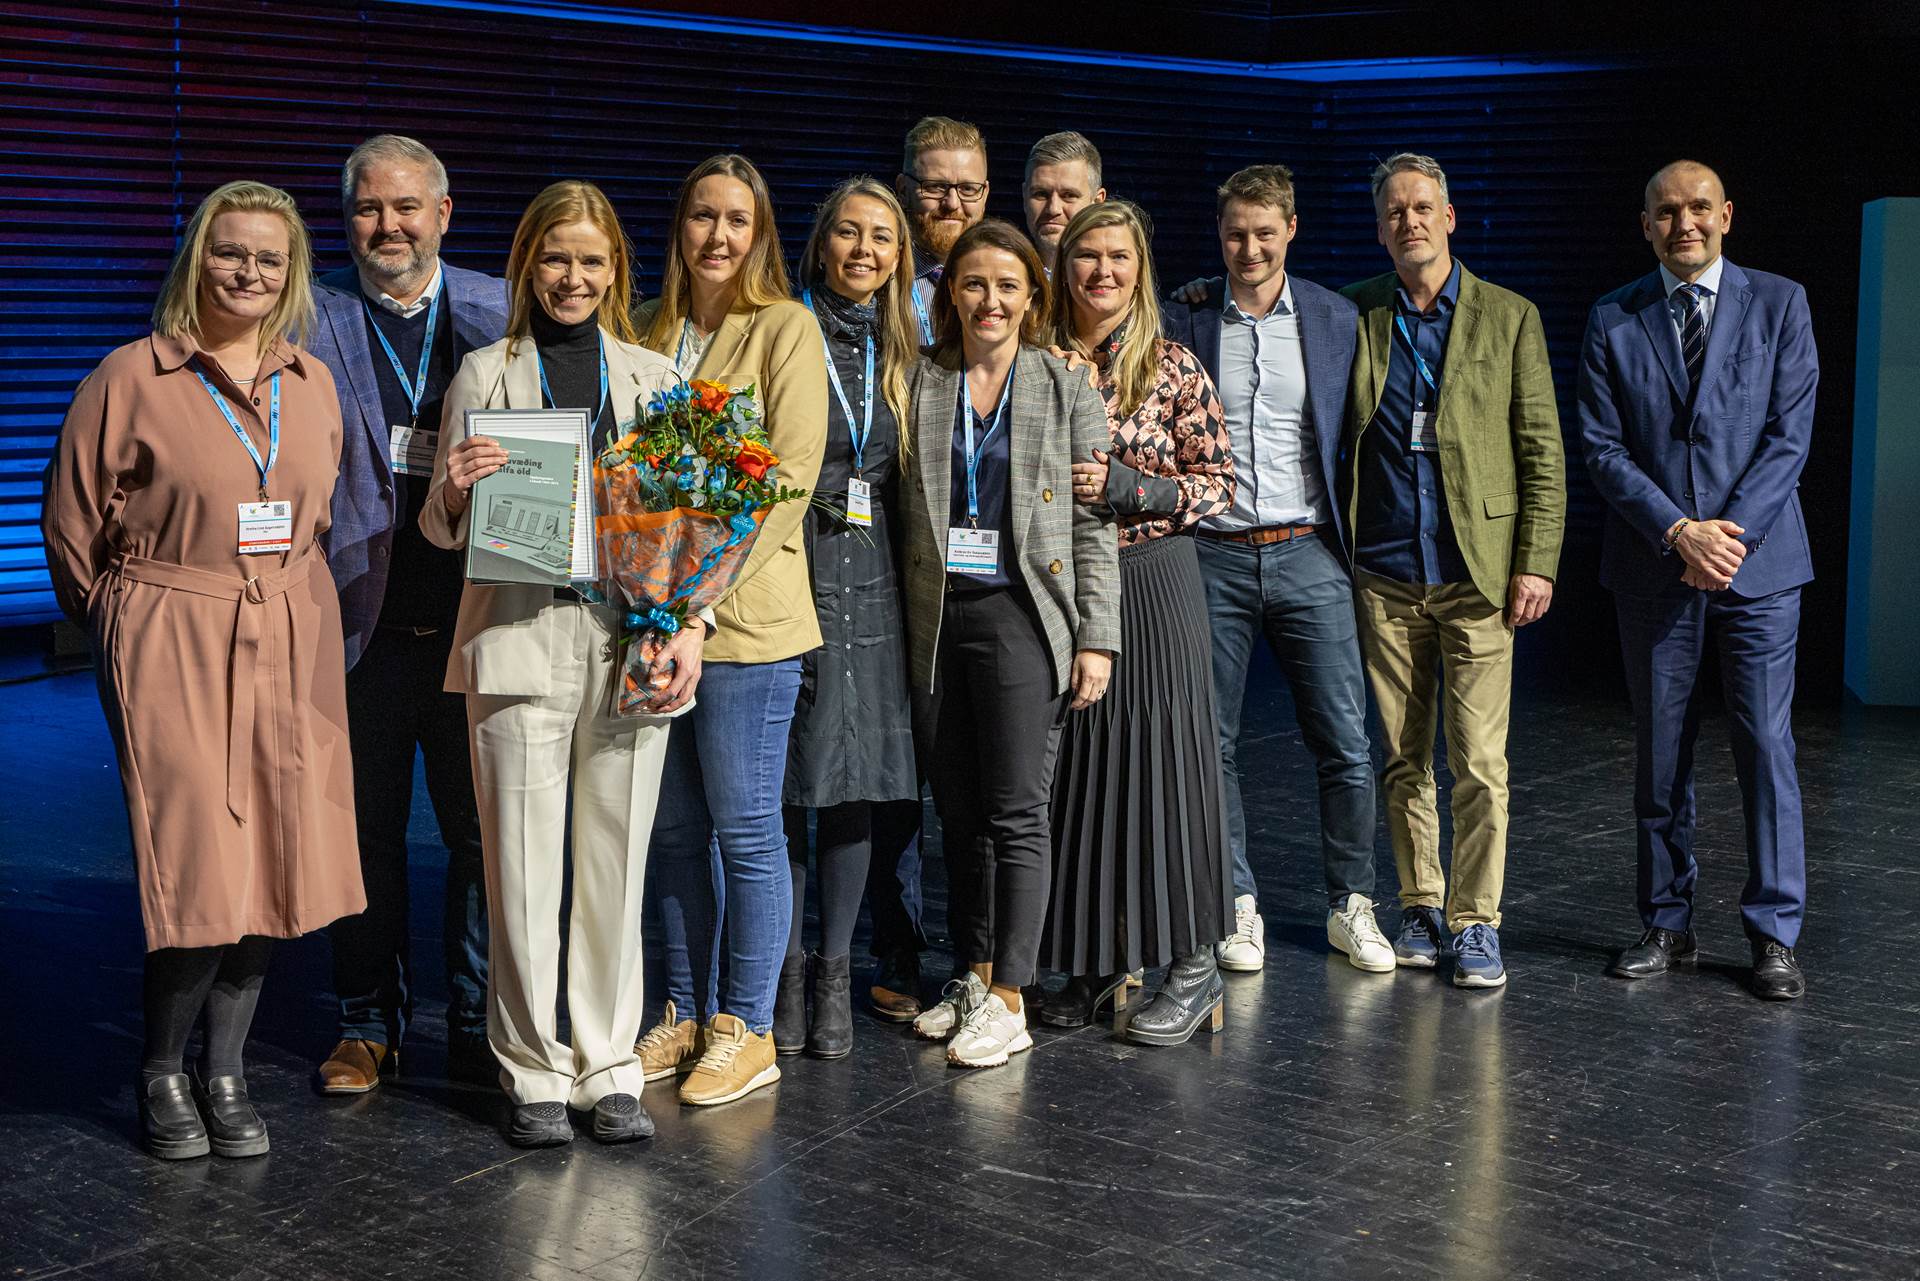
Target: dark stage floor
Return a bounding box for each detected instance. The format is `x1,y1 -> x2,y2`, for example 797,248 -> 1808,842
3,656 -> 1918,1281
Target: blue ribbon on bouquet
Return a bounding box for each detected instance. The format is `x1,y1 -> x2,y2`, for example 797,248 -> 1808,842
620,510 -> 760,637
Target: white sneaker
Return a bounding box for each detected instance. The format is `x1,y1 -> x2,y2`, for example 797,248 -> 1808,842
1215,894 -> 1266,972
946,993 -> 1032,1068
913,971 -> 988,1041
1328,893 -> 1396,973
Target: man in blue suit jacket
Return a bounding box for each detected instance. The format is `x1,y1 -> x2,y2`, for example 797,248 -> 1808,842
305,135 -> 510,1088
1578,160 -> 1818,1000
1163,165 -> 1389,977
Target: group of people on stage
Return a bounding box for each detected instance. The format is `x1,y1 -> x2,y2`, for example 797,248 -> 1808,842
40,112 -> 1821,1161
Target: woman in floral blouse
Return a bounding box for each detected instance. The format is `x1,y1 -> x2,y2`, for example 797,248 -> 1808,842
1043,199 -> 1238,1046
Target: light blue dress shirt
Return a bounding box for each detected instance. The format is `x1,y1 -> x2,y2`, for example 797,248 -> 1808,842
1204,275 -> 1328,531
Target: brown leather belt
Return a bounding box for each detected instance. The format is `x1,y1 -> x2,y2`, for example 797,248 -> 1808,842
1196,523 -> 1323,546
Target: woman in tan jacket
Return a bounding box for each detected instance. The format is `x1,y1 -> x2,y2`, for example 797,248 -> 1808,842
423,181 -> 696,1148
42,180 -> 366,1161
631,153 -> 827,1107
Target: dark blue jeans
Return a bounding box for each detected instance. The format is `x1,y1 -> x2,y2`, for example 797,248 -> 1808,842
334,627 -> 488,1048
650,659 -> 802,1033
1616,584 -> 1805,947
1197,533 -> 1377,905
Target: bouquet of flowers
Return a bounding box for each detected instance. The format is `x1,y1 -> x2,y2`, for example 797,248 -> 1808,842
595,377 -> 808,715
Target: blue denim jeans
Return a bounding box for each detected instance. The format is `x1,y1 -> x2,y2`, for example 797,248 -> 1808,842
1196,533 -> 1376,905
650,659 -> 802,1033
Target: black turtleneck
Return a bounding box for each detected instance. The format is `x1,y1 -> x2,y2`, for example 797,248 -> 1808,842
530,306 -> 613,440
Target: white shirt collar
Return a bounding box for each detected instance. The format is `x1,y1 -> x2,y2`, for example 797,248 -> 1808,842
1223,273 -> 1294,322
1659,255 -> 1724,300
364,260 -> 444,318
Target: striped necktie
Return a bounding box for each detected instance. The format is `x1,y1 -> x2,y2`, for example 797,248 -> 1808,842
1676,283 -> 1708,398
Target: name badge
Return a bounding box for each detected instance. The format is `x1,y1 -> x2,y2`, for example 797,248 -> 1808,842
945,527 -> 1000,575
390,423 -> 438,476
238,501 -> 293,555
846,477 -> 873,528
1410,410 -> 1439,454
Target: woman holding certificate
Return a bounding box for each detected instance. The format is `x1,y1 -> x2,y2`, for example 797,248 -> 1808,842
42,180 -> 365,1160
898,218 -> 1121,1069
422,180 -> 695,1148
632,154 -> 826,1108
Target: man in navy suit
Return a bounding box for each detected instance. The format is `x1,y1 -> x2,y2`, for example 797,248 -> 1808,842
305,135 -> 511,1088
1163,165 -> 1390,976
1578,160 -> 1818,1000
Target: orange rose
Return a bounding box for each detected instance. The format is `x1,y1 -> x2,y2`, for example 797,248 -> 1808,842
691,379 -> 730,414
734,439 -> 777,481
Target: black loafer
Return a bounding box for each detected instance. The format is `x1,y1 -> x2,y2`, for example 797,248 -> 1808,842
507,1101 -> 573,1148
1750,939 -> 1806,1001
1610,926 -> 1698,979
590,1093 -> 654,1144
139,1073 -> 210,1160
1038,973 -> 1126,1029
192,1073 -> 269,1158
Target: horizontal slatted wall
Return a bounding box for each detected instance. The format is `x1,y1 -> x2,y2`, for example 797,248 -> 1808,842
2,0 -> 1660,631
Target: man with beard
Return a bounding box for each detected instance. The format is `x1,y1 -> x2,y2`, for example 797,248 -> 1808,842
1022,131 -> 1106,275
306,134 -> 509,1091
895,116 -> 990,346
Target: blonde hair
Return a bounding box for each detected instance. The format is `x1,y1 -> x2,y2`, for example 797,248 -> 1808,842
1047,200 -> 1163,419
642,154 -> 792,354
798,176 -> 919,436
1217,163 -> 1296,221
901,116 -> 987,175
152,180 -> 314,356
504,181 -> 639,350
930,219 -> 1050,361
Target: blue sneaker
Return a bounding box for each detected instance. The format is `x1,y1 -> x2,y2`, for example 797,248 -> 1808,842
1393,906 -> 1449,968
1451,924 -> 1507,988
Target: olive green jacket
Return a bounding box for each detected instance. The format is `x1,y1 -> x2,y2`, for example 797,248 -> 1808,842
1340,264 -> 1566,608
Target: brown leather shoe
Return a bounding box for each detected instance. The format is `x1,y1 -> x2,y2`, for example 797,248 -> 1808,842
868,952 -> 921,1023
317,1038 -> 395,1095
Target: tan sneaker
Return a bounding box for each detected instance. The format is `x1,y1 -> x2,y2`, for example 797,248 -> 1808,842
678,1013 -> 781,1106
636,1000 -> 705,1083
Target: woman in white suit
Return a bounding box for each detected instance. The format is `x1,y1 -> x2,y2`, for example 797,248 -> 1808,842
421,180 -> 700,1148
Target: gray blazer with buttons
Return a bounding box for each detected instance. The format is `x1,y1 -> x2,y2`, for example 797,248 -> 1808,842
899,344 -> 1122,696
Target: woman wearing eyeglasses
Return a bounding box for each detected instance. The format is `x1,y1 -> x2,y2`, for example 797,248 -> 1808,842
43,181 -> 366,1161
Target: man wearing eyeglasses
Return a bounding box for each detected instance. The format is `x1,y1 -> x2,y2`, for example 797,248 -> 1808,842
305,134 -> 510,1095
896,116 -> 991,347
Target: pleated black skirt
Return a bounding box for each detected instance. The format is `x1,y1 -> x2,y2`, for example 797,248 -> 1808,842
1043,532 -> 1234,975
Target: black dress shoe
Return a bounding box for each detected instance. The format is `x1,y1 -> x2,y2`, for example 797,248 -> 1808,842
772,952 -> 807,1056
806,951 -> 854,1060
1125,949 -> 1225,1046
1038,973 -> 1126,1029
139,1073 -> 210,1160
192,1073 -> 269,1158
1750,939 -> 1806,1001
1610,926 -> 1698,979
1019,983 -> 1047,1022
507,1101 -> 573,1148
590,1093 -> 654,1144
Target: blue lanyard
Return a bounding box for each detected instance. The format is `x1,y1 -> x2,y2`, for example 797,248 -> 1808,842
192,362 -> 280,499
960,373 -> 1013,525
1393,313 -> 1441,409
362,288 -> 441,422
674,320 -> 704,375
911,278 -> 934,346
803,289 -> 876,473
534,335 -> 610,433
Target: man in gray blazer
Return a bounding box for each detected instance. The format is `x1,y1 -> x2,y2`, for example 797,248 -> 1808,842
305,134 -> 508,1094
1162,165 -> 1389,976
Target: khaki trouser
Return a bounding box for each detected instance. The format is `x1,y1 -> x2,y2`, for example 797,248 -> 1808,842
1354,572 -> 1512,931
467,603 -> 673,1108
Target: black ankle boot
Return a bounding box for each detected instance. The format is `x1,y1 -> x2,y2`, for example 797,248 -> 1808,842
1039,972 -> 1126,1029
139,1073 -> 209,1160
807,951 -> 853,1060
773,952 -> 808,1056
1124,949 -> 1225,1046
192,1072 -> 269,1157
